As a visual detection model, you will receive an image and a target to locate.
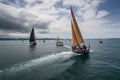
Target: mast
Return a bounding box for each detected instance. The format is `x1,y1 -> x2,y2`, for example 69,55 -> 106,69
70,6 -> 84,44
29,27 -> 36,43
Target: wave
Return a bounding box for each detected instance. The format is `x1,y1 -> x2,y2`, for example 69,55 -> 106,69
0,51 -> 75,77
90,50 -> 95,53
63,45 -> 71,49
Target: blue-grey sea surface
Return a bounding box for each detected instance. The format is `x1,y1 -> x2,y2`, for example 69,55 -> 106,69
0,39 -> 120,80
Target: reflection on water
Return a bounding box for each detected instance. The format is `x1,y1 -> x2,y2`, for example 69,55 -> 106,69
29,45 -> 36,52
29,45 -> 36,58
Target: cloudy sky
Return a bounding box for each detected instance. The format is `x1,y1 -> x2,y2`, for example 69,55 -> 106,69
0,0 -> 120,39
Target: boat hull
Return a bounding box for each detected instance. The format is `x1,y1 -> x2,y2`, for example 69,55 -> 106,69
30,42 -> 36,46
43,40 -> 45,43
72,49 -> 89,55
56,42 -> 63,46
99,41 -> 103,43
56,44 -> 63,46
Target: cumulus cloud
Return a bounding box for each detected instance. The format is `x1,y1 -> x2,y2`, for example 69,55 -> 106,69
96,10 -> 109,19
0,0 -> 118,38
0,1 -> 51,37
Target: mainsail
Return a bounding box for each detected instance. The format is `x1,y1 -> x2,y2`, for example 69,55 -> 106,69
29,27 -> 36,43
71,20 -> 78,46
70,6 -> 84,45
56,36 -> 59,43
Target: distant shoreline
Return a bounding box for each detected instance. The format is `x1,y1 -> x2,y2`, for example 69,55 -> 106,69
0,38 -> 67,40
0,38 -> 119,40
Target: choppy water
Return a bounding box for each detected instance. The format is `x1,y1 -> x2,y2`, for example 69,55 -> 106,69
0,39 -> 120,80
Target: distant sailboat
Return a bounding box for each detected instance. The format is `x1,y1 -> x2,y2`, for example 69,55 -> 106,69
29,27 -> 36,46
56,36 -> 63,46
43,40 -> 45,43
70,6 -> 90,55
98,39 -> 103,43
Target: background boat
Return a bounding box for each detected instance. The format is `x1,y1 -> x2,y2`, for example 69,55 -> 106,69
56,36 -> 63,46
29,27 -> 36,46
99,39 -> 103,43
0,39 -> 120,80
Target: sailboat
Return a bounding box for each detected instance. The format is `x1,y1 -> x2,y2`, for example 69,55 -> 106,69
43,40 -> 45,43
56,36 -> 63,46
29,27 -> 36,46
70,6 -> 90,55
98,39 -> 103,43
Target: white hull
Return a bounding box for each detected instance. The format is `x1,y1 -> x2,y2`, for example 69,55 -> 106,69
30,41 -> 36,46
56,42 -> 63,46
72,48 -> 89,55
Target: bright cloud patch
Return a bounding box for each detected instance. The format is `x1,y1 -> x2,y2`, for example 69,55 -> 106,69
96,10 -> 109,19
0,0 -> 119,38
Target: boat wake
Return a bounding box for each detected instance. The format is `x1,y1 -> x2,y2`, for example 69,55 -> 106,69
90,50 -> 95,53
63,45 -> 71,50
0,51 -> 75,78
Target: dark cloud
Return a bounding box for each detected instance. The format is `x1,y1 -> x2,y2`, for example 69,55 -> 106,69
0,7 -> 50,34
33,21 -> 50,29
0,11 -> 29,33
0,33 -> 13,38
0,1 -> 51,37
39,30 -> 49,34
0,18 -> 28,33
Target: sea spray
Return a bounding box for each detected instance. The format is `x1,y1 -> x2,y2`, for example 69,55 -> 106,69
63,45 -> 71,50
0,51 -> 75,78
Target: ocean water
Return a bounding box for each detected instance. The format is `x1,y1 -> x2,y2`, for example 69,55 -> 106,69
0,39 -> 120,80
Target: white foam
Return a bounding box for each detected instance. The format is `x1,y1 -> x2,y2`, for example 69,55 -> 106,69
63,45 -> 71,49
0,51 -> 75,76
90,50 -> 95,53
